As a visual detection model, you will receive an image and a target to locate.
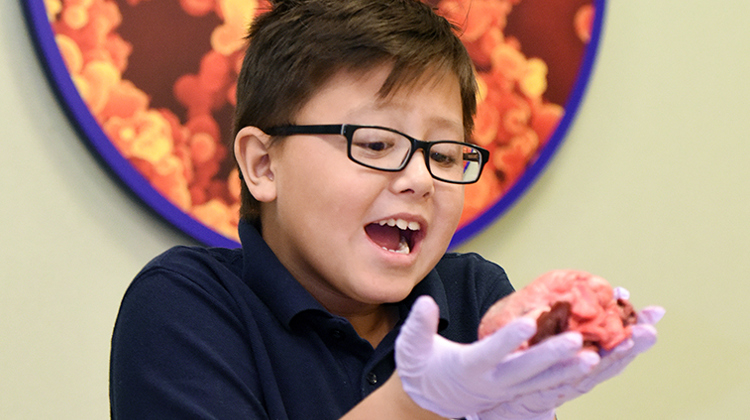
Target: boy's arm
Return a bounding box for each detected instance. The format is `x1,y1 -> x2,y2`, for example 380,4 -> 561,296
343,371 -> 563,420
110,268 -> 270,419
342,373 -> 446,420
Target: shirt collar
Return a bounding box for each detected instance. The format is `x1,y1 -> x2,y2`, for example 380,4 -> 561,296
239,220 -> 327,329
238,220 -> 451,332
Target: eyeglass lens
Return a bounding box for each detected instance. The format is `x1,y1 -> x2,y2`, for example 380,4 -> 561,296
349,127 -> 483,183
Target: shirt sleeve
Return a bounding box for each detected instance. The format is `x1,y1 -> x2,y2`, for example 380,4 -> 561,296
110,266 -> 269,419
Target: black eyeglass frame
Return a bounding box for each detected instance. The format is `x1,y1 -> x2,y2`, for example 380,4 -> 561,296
264,124 -> 490,184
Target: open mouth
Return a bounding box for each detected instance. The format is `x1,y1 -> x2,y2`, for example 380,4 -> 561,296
364,218 -> 422,254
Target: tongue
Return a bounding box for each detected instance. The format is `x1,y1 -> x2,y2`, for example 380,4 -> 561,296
365,223 -> 402,251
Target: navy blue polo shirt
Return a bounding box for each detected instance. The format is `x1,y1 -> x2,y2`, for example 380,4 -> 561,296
110,221 -> 514,419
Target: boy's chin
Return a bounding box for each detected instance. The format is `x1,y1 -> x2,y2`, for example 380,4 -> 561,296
357,287 -> 415,306
350,271 -> 423,304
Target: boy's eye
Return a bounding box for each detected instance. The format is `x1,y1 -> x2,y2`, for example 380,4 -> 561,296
360,140 -> 390,152
351,128 -> 405,158
353,139 -> 396,155
429,143 -> 462,167
429,151 -> 457,166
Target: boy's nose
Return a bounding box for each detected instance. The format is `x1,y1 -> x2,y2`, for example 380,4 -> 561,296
392,150 -> 435,197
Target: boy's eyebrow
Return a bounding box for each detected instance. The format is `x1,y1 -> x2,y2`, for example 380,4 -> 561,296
352,99 -> 464,135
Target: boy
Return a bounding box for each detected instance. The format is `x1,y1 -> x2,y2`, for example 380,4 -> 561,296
110,1 -> 661,419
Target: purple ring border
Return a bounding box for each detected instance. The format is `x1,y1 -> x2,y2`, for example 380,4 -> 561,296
449,0 -> 607,248
22,0 -> 605,250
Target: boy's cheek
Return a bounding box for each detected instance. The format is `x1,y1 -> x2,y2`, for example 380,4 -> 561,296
438,187 -> 466,226
425,189 -> 465,251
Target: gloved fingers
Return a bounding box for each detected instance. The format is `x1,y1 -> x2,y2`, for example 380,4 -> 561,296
637,305 -> 665,325
470,304 -> 663,419
395,296 -> 440,371
470,393 -> 557,420
514,381 -> 587,413
613,286 -> 630,300
458,317 -> 537,377
614,287 -> 665,325
628,324 -> 658,353
503,350 -> 599,397
574,324 -> 657,393
404,295 -> 441,332
488,332 -> 584,386
470,408 -> 556,420
514,362 -> 624,414
573,351 -> 636,393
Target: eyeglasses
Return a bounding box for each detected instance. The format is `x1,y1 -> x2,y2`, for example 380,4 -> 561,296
264,124 -> 490,184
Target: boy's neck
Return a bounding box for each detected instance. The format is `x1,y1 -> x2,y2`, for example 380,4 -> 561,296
345,304 -> 400,348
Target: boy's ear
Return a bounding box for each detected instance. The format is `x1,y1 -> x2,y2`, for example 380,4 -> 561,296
234,126 -> 277,203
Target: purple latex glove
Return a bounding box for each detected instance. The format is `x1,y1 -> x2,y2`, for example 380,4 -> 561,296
395,296 -> 599,419
467,294 -> 665,420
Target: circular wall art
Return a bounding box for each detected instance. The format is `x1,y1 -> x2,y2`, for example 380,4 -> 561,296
22,0 -> 605,249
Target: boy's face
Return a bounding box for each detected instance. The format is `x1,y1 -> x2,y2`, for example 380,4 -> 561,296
256,64 -> 466,314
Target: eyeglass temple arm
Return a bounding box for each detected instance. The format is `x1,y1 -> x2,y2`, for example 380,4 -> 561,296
266,124 -> 345,136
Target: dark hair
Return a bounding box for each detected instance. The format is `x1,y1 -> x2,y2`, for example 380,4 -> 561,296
233,0 -> 477,224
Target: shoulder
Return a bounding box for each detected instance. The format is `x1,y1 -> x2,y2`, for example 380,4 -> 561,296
435,252 -> 513,296
131,245 -> 242,293
111,246 -> 267,418
435,251 -> 507,275
113,245 -> 253,369
143,245 -> 242,277
118,245 -> 246,325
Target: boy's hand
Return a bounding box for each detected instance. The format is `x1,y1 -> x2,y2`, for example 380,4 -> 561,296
465,305 -> 664,420
395,296 -> 598,419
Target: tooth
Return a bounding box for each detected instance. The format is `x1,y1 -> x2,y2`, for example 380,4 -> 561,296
381,236 -> 411,254
397,235 -> 410,253
375,218 -> 419,233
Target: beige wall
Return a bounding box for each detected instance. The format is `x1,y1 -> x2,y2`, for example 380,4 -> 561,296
2,0 -> 748,418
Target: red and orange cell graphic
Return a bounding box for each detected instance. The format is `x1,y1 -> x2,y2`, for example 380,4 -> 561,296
24,0 -> 604,247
